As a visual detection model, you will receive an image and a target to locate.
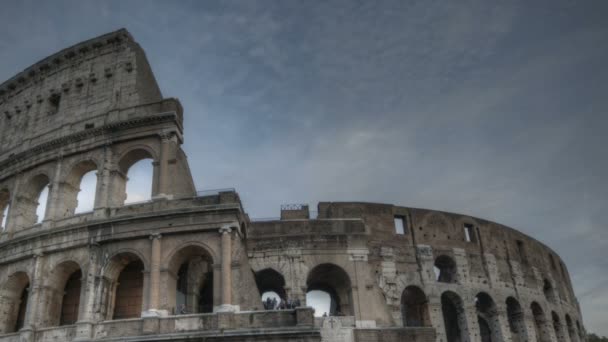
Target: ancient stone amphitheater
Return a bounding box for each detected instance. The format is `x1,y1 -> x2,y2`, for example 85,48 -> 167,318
0,29 -> 586,342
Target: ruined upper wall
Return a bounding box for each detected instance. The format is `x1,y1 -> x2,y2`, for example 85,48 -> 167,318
0,29 -> 164,161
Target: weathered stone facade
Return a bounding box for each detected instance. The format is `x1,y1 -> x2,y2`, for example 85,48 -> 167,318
0,30 -> 585,342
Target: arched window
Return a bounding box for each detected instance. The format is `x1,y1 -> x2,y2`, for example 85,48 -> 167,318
543,279 -> 557,303
565,314 -> 579,342
475,292 -> 503,342
254,268 -> 287,309
103,252 -> 145,320
168,245 -> 214,314
434,255 -> 457,283
506,297 -> 526,342
118,149 -> 155,205
0,272 -> 30,333
17,174 -> 51,227
441,291 -> 467,342
42,261 -> 82,327
531,302 -> 551,342
552,312 -> 566,342
0,189 -> 10,231
61,161 -> 98,217
401,286 -> 430,327
306,290 -> 331,317
306,263 -> 352,317
36,184 -> 50,223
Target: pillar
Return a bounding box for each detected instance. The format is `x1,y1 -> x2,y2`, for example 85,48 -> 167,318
216,225 -> 238,312
74,246 -> 100,341
144,233 -> 166,316
155,133 -> 178,199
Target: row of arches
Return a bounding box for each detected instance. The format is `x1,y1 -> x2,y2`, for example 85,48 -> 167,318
433,255 -> 562,306
0,148 -> 155,232
0,244 -> 214,334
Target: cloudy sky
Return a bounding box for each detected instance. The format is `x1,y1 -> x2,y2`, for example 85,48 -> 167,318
1,0 -> 607,335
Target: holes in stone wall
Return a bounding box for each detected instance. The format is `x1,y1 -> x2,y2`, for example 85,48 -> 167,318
401,286 -> 430,327
531,302 -> 551,342
463,223 -> 476,242
543,279 -> 557,303
475,292 -> 502,342
0,189 -> 10,231
394,216 -> 407,235
434,255 -> 457,283
441,291 -> 467,342
516,240 -> 527,264
306,263 -> 352,316
506,297 -> 526,342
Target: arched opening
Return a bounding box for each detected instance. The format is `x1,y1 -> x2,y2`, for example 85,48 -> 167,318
103,253 -> 145,320
118,149 -> 155,205
42,261 -> 82,327
506,297 -> 526,342
531,302 -> 551,342
0,272 -> 30,333
168,245 -> 214,314
475,292 -> 502,342
254,268 -> 287,310
401,285 -> 430,327
434,255 -> 457,283
306,290 -> 331,317
306,263 -> 352,317
17,174 -> 50,227
565,314 -> 578,342
543,279 -> 557,303
552,311 -> 566,342
0,189 -> 10,231
62,160 -> 98,216
441,291 -> 467,342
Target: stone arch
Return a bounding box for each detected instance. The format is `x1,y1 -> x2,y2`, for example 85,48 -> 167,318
166,244 -> 215,314
116,147 -> 157,205
0,271 -> 30,333
506,297 -> 526,342
0,188 -> 11,231
475,292 -> 503,342
18,173 -> 51,227
60,160 -> 99,217
565,314 -> 579,342
306,263 -> 353,316
435,255 -> 457,283
102,251 -> 146,320
41,260 -> 83,327
254,268 -> 287,302
531,302 -> 551,342
441,291 -> 468,342
552,311 -> 566,342
543,279 -> 557,303
401,285 -> 430,327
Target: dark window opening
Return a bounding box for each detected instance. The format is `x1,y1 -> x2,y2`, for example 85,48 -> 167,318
49,94 -> 61,115
463,223 -> 476,242
15,284 -> 29,332
516,240 -> 527,264
434,255 -> 457,283
60,270 -> 82,325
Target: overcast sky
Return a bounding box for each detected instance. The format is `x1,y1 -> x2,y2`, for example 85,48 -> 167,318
1,0 -> 607,335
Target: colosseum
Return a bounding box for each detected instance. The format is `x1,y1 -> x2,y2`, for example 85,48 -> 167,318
0,29 -> 587,342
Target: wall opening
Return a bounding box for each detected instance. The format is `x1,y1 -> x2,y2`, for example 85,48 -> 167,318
552,311 -> 566,342
254,268 -> 287,309
531,302 -> 551,342
434,255 -> 457,283
506,297 -> 526,342
394,216 -> 407,235
60,269 -> 82,325
168,245 -> 214,314
306,263 -> 352,316
62,161 -> 98,217
475,292 -> 502,342
543,279 -> 557,303
516,240 -> 527,264
0,272 -> 30,333
401,285 -> 430,327
0,189 -> 10,231
463,223 -> 476,242
565,314 -> 578,342
441,291 -> 467,342
118,149 -> 155,205
306,290 -> 332,317
113,260 -> 144,319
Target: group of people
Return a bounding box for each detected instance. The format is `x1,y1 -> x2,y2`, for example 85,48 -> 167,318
262,296 -> 301,310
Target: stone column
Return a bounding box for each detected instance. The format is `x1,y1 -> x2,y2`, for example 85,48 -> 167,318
44,158 -> 64,223
93,145 -> 113,216
23,253 -> 44,329
144,233 -> 166,316
74,245 -> 100,341
217,225 -> 238,312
